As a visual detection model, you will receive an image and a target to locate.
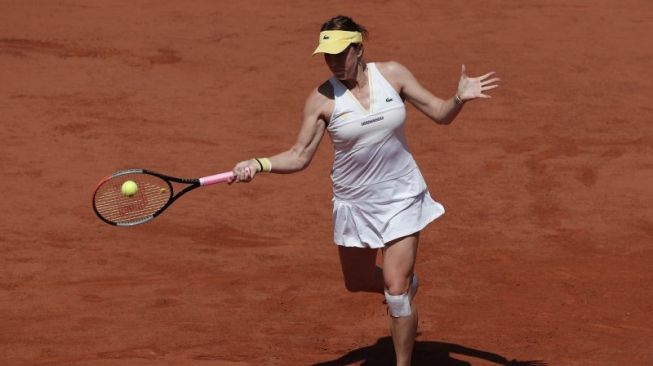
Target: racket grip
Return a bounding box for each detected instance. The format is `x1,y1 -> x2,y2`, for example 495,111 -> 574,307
199,171 -> 234,186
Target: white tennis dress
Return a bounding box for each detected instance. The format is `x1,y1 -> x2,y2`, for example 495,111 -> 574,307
327,63 -> 445,248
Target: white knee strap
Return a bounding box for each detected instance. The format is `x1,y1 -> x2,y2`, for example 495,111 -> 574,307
385,274 -> 419,318
385,290 -> 411,317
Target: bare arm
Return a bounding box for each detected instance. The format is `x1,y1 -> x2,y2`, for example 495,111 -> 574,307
380,62 -> 499,125
231,87 -> 330,182
267,97 -> 327,173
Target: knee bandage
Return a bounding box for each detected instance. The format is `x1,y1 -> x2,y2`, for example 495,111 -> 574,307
384,274 -> 419,318
385,291 -> 412,317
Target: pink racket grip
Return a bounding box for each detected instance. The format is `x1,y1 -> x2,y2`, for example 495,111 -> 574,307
199,168 -> 251,186
199,171 -> 234,186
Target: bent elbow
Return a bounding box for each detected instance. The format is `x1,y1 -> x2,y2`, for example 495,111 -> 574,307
296,154 -> 312,171
286,147 -> 312,172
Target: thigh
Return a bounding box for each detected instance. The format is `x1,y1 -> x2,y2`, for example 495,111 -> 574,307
338,246 -> 379,285
382,232 -> 419,293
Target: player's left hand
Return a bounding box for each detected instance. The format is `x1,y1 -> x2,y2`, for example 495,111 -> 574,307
456,64 -> 500,102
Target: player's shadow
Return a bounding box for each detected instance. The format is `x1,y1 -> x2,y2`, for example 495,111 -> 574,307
311,336 -> 547,366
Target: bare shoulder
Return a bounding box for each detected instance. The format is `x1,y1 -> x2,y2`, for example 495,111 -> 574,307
315,80 -> 334,101
304,80 -> 334,122
372,61 -> 415,91
374,61 -> 413,79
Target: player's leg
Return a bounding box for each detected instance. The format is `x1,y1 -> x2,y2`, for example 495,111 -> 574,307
338,246 -> 384,294
382,232 -> 419,366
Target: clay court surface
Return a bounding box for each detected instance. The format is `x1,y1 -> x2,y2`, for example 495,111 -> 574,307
1,1 -> 652,365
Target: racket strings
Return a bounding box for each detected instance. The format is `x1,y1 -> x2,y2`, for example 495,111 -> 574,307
94,173 -> 171,224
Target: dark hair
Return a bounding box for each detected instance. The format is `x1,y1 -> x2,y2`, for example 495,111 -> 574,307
320,15 -> 368,40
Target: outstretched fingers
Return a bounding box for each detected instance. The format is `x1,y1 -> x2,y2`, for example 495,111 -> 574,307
481,84 -> 499,92
458,65 -> 500,101
478,72 -> 499,96
479,71 -> 496,80
481,77 -> 500,86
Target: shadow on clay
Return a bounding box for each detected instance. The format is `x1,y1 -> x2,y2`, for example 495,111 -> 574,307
311,336 -> 547,366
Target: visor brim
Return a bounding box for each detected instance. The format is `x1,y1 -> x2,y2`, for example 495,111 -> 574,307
312,41 -> 353,56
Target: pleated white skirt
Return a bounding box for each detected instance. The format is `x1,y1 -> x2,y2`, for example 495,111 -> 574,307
332,168 -> 445,248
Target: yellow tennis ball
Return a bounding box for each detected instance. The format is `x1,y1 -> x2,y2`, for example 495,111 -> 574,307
121,180 -> 138,197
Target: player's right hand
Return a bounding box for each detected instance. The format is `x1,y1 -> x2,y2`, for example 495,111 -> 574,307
230,160 -> 259,184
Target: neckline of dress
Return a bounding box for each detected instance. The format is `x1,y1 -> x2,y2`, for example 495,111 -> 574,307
335,63 -> 374,115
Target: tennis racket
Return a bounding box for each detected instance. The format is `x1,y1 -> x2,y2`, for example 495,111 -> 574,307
92,168 -> 240,226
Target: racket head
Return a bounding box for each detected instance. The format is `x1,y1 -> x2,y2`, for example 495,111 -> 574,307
92,169 -> 174,226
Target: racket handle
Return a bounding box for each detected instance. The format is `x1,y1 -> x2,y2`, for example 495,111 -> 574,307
199,171 -> 234,186
199,167 -> 252,186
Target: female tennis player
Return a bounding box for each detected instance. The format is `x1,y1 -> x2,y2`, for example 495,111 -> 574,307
230,15 -> 499,366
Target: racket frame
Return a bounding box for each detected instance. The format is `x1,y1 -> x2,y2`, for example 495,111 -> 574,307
92,168 -> 201,227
